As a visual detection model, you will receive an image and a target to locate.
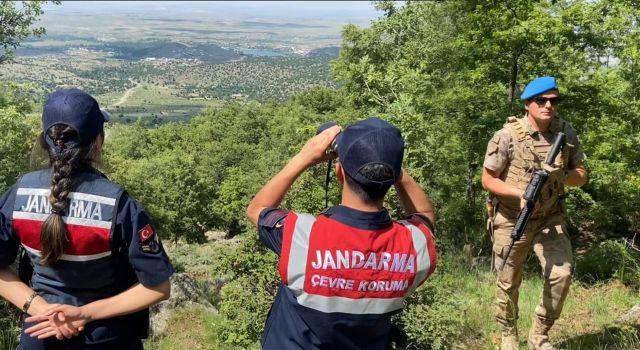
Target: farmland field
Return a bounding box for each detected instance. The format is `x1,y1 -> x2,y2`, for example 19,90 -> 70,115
0,2 -> 365,122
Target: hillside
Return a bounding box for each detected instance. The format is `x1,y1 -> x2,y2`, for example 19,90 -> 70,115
145,237 -> 640,350
307,46 -> 340,58
0,54 -> 336,121
0,1 -> 639,349
111,41 -> 243,62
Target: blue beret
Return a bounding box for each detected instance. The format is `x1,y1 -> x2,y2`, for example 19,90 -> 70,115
520,76 -> 558,101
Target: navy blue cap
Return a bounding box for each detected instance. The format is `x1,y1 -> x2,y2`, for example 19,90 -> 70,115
337,117 -> 404,187
42,88 -> 109,148
520,76 -> 558,101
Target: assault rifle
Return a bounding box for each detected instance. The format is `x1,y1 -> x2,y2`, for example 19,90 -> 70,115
499,132 -> 566,271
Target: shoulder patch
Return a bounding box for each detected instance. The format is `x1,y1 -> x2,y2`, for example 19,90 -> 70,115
263,209 -> 289,228
487,145 -> 499,156
138,224 -> 161,254
507,116 -> 518,123
138,224 -> 155,242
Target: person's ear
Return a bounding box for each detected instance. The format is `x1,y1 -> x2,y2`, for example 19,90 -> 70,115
335,163 -> 344,187
90,133 -> 104,161
395,168 -> 404,184
96,133 -> 104,148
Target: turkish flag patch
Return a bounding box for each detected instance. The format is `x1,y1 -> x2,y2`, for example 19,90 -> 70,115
138,224 -> 155,242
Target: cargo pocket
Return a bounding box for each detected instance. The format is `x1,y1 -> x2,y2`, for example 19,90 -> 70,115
491,214 -> 513,264
492,242 -> 507,271
493,243 -> 505,260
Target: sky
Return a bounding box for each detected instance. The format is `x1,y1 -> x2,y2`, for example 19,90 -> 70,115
41,1 -> 382,24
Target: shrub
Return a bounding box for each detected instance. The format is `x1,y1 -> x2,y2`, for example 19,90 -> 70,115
400,285 -> 467,350
210,234 -> 278,348
398,255 -> 469,350
213,276 -> 270,349
0,300 -> 21,350
575,240 -> 640,288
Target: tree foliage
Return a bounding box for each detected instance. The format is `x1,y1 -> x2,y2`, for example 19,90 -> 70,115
332,0 -> 640,245
1,1 -> 639,348
0,0 -> 58,64
103,90 -> 364,243
0,82 -> 37,192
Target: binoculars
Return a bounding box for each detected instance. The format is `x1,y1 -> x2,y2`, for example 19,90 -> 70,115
316,121 -> 341,208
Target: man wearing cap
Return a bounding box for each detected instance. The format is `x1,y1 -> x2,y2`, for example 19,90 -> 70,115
482,77 -> 587,350
247,117 -> 437,349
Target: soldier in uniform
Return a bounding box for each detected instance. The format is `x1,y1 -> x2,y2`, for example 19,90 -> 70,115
0,88 -> 173,349
482,76 -> 588,350
246,117 -> 437,350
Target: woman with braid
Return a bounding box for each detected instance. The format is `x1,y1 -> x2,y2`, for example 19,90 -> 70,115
0,88 -> 173,349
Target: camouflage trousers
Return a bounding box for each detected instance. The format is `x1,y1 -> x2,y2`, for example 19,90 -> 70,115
492,211 -> 573,328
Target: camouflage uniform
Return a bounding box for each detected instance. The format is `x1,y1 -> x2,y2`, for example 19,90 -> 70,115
484,116 -> 586,343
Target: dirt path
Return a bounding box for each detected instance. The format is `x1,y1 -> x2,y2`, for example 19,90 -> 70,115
110,80 -> 140,107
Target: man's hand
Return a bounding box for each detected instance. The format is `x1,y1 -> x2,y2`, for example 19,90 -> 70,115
246,125 -> 341,225
541,163 -> 569,184
292,125 -> 341,169
482,167 -> 524,202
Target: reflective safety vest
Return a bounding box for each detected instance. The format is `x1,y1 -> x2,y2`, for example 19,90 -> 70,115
11,168 -> 150,339
11,169 -> 123,302
279,213 -> 436,315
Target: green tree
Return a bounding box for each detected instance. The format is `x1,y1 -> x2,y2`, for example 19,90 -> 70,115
0,0 -> 59,64
0,83 -> 37,193
104,121 -> 214,243
332,0 -> 640,245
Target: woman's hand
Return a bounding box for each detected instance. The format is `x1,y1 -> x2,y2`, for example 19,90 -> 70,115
25,304 -> 88,340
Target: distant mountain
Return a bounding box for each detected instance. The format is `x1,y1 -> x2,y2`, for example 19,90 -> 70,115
15,46 -> 66,56
307,46 -> 340,58
111,42 -> 242,62
16,41 -> 243,63
240,21 -> 328,29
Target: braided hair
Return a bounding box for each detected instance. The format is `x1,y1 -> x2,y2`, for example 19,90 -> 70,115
39,124 -> 102,265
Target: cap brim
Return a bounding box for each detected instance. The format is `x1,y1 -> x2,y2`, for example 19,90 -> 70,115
101,109 -> 111,122
335,132 -> 343,146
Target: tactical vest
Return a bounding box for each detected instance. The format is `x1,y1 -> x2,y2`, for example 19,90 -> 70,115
279,213 -> 436,314
497,116 -> 571,219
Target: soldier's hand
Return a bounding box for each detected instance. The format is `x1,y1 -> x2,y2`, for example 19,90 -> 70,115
517,189 -> 525,209
295,125 -> 341,168
541,163 -> 567,183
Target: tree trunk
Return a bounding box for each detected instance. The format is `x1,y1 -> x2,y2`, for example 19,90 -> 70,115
173,224 -> 180,247
467,162 -> 476,208
508,51 -> 520,105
